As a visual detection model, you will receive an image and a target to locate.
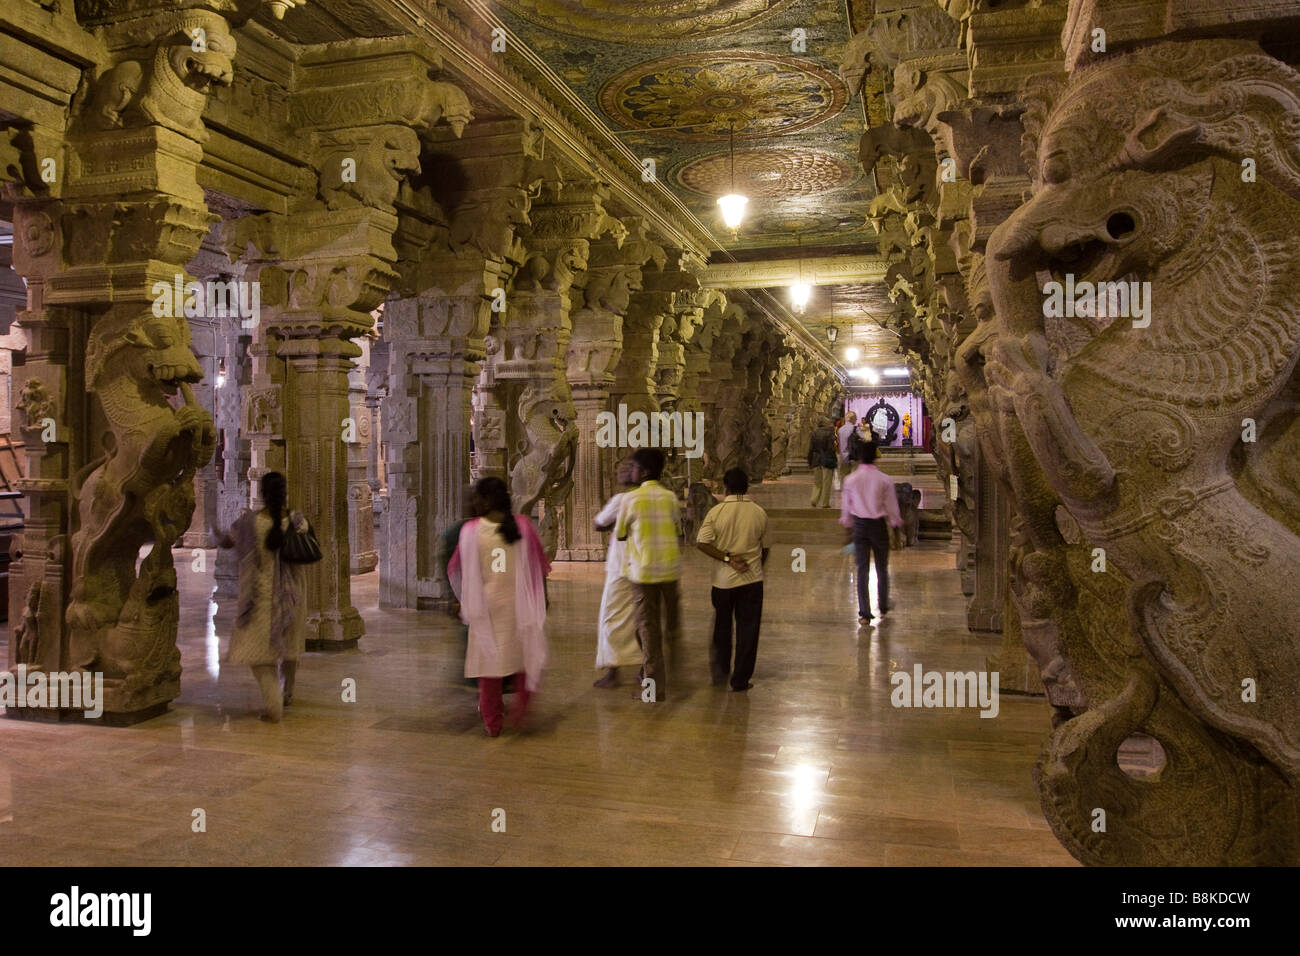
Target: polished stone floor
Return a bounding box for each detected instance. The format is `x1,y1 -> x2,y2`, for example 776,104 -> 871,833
0,471 -> 1075,866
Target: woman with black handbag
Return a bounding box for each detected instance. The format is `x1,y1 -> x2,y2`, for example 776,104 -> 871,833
218,471 -> 321,722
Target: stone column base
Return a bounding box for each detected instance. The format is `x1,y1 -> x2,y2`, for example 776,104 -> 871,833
306,607 -> 365,650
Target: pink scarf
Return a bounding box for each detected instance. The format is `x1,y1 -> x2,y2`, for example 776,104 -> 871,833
448,514 -> 551,691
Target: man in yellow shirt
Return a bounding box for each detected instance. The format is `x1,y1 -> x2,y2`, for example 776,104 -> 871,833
696,468 -> 771,691
615,447 -> 682,702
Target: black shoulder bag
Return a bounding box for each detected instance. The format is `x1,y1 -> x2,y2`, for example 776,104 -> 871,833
280,514 -> 323,564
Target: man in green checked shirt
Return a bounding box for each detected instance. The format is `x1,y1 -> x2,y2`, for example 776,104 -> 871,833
614,447 -> 682,703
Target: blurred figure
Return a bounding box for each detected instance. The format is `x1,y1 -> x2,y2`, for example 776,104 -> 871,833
448,477 -> 551,737
593,457 -> 641,688
696,468 -> 771,691
615,447 -> 682,702
219,471 -> 307,723
806,417 -> 838,508
840,441 -> 903,624
837,411 -> 859,483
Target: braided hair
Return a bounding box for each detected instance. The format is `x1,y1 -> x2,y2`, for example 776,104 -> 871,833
261,471 -> 288,551
474,476 -> 520,544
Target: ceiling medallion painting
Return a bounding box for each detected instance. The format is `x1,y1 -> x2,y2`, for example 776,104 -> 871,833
494,0 -> 799,43
599,52 -> 848,141
750,209 -> 866,237
673,147 -> 857,198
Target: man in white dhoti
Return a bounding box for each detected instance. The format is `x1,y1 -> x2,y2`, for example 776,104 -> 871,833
593,457 -> 641,688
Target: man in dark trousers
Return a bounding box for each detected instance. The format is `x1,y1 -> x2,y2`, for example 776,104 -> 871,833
807,417 -> 838,508
839,441 -> 903,624
695,468 -> 771,691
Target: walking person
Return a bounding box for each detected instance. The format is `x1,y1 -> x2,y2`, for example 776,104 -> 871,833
837,411 -> 859,484
614,447 -> 682,702
448,476 -> 551,737
695,468 -> 771,692
593,457 -> 642,688
807,417 -> 838,508
219,471 -> 311,723
840,441 -> 903,624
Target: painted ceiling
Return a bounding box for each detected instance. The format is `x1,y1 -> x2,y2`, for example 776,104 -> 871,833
490,0 -> 876,254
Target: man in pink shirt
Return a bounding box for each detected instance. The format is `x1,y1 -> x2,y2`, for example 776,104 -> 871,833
839,441 -> 903,624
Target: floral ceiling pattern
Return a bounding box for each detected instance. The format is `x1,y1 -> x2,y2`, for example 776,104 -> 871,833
493,0 -> 875,252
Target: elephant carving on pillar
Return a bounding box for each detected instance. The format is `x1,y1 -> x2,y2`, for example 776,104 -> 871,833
981,39 -> 1300,864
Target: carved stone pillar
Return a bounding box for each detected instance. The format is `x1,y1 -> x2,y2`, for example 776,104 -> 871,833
966,448 -> 1007,631
701,306 -> 747,481
228,41 -> 472,643
495,173 -> 625,557
2,4 -> 236,721
612,278 -> 668,420
347,335 -> 378,574
557,218 -> 664,560
382,118 -> 541,607
214,310 -> 250,601
180,244 -> 229,551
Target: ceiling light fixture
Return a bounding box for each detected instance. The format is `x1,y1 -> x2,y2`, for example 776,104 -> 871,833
716,122 -> 748,232
883,367 -> 909,377
845,346 -> 861,362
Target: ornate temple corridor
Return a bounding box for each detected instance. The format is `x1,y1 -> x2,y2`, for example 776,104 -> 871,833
4,0 -> 1300,887
0,472 -> 1071,866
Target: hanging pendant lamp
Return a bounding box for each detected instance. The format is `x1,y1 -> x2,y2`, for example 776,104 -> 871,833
716,122 -> 748,231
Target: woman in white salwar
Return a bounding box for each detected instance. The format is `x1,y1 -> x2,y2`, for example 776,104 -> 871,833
448,477 -> 551,737
593,457 -> 642,688
219,471 -> 308,723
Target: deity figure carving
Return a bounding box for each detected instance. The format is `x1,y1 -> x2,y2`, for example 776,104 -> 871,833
11,583 -> 43,665
14,379 -> 56,430
980,39 -> 1300,864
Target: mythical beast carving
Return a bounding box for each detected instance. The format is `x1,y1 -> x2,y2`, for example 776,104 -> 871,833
510,383 -> 578,558
84,10 -> 236,137
66,307 -> 216,711
980,39 -> 1300,864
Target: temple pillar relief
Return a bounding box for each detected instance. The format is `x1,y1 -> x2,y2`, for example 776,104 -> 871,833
700,304 -> 747,481
848,0 -> 1300,864
382,118 -> 541,608
346,335 -> 378,575
227,41 -> 472,643
3,3 -> 237,721
486,171 -> 628,558
180,242 -> 234,552
764,345 -> 796,480
214,308 -> 251,602
557,218 -> 666,561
